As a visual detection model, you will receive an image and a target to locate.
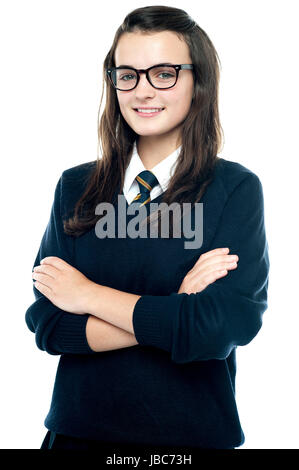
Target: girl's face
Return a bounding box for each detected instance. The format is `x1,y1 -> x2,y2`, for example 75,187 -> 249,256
114,30 -> 194,146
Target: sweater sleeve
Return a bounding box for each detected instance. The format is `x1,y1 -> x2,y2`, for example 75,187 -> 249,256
25,173 -> 96,355
132,173 -> 270,363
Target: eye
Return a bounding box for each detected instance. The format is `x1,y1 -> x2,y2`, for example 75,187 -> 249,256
119,73 -> 136,81
117,70 -> 137,82
150,67 -> 176,81
158,72 -> 175,79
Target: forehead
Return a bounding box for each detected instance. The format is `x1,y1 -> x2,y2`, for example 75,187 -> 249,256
114,30 -> 191,68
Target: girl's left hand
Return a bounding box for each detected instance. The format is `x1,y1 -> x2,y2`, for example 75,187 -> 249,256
32,256 -> 95,314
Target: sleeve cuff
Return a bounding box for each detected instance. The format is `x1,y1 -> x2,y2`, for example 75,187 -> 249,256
47,313 -> 96,355
132,293 -> 187,352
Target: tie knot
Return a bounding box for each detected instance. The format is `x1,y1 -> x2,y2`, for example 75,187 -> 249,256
136,170 -> 160,195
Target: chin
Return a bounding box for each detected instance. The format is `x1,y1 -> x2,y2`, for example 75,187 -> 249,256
128,121 -> 169,135
133,129 -> 167,138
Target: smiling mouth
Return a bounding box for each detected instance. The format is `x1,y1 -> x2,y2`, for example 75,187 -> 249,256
133,108 -> 165,114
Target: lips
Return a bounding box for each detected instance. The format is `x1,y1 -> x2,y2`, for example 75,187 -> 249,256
133,107 -> 165,112
133,107 -> 165,117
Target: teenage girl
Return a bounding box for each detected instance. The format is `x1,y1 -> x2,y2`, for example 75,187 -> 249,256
27,5 -> 270,450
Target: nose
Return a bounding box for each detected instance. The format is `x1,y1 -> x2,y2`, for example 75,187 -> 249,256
134,72 -> 156,98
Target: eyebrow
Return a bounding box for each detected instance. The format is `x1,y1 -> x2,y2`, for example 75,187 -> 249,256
115,62 -> 175,68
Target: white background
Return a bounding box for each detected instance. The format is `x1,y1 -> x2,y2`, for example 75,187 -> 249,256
0,0 -> 298,449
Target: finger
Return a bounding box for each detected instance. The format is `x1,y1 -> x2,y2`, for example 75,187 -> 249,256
193,254 -> 238,272
33,281 -> 52,297
190,249 -> 229,272
190,269 -> 224,291
217,269 -> 228,278
205,268 -> 229,284
207,257 -> 238,270
193,250 -> 230,269
40,256 -> 70,270
199,248 -> 229,261
32,271 -> 54,287
212,264 -> 237,281
188,259 -> 238,282
206,259 -> 238,274
33,264 -> 59,279
198,266 -> 233,288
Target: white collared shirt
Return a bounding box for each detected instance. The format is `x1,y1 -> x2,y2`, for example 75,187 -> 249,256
123,141 -> 181,205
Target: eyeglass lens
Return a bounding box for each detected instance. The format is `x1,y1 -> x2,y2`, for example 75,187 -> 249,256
112,66 -> 177,90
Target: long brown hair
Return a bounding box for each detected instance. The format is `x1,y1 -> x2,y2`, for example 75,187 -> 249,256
63,5 -> 224,237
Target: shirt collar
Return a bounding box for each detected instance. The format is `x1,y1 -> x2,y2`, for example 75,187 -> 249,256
123,141 -> 181,195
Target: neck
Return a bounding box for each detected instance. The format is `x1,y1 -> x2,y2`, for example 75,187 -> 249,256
137,134 -> 181,170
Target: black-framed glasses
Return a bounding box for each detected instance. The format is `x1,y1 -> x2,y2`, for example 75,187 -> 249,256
106,63 -> 194,91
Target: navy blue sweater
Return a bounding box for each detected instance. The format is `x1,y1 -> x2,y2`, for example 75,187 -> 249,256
25,157 -> 270,449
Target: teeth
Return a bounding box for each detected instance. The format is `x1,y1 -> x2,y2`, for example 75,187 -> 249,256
137,108 -> 163,113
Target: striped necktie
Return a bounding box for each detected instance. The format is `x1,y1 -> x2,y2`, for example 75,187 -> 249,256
131,170 -> 160,206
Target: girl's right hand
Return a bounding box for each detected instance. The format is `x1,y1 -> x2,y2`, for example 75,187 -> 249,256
177,248 -> 238,295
